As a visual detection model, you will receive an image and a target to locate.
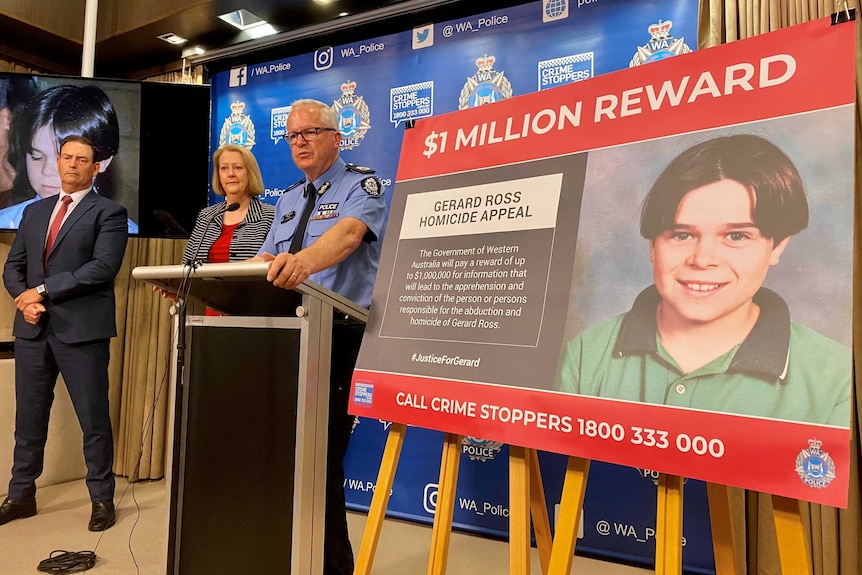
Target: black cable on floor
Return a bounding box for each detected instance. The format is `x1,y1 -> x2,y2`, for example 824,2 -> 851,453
36,550 -> 96,573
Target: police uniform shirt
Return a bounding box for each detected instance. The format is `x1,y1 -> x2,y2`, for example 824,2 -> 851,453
258,157 -> 385,308
555,286 -> 851,426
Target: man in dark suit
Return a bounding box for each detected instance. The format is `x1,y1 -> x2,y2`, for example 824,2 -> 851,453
0,135 -> 128,531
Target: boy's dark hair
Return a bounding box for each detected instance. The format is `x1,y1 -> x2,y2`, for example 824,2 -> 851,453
640,134 -> 808,243
7,84 -> 119,202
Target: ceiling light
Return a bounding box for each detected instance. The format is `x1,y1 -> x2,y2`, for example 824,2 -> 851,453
157,33 -> 188,45
313,0 -> 337,5
244,23 -> 278,40
339,12 -> 349,17
219,9 -> 268,31
181,45 -> 205,58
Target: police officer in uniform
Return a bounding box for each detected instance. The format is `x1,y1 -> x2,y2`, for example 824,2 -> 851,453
255,98 -> 384,575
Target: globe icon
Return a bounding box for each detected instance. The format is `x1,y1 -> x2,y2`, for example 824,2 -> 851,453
545,0 -> 567,19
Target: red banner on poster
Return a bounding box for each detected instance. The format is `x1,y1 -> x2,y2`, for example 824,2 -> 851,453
354,17 -> 856,507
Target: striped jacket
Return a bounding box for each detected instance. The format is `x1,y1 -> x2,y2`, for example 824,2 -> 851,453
182,197 -> 274,264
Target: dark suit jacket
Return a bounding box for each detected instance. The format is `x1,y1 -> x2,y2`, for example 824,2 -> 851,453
3,191 -> 128,344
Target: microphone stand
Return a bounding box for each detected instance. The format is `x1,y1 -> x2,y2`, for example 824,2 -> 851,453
166,200 -> 239,567
174,200 -> 239,369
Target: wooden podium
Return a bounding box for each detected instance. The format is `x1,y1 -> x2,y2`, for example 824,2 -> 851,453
132,262 -> 367,575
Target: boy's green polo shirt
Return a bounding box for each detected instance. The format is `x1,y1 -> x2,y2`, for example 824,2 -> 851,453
556,286 -> 850,426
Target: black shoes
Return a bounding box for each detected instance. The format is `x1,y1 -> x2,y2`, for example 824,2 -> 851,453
0,497 -> 115,530
0,497 -> 37,525
88,500 -> 116,532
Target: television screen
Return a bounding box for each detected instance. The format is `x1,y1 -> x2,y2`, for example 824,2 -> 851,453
0,72 -> 209,237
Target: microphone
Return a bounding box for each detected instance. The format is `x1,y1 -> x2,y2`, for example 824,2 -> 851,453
185,202 -> 240,267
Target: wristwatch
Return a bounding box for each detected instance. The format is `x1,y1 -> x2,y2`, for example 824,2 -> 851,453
36,284 -> 47,297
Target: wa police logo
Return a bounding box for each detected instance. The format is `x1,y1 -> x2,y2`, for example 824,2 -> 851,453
629,20 -> 692,67
795,439 -> 836,489
361,177 -> 381,197
332,81 -> 371,151
461,437 -> 503,462
459,55 -> 513,110
219,101 -> 256,149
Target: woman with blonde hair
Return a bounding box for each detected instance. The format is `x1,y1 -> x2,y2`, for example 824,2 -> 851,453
182,144 -> 274,265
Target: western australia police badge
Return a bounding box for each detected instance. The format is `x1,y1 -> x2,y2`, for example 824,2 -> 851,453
795,439 -> 836,489
629,20 -> 692,67
461,437 -> 503,462
459,54 -> 513,110
333,81 -> 371,150
219,101 -> 257,149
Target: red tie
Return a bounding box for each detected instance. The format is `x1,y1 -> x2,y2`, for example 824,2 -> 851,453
44,195 -> 73,267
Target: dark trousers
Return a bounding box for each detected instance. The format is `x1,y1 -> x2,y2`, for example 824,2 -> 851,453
325,321 -> 364,575
8,328 -> 115,502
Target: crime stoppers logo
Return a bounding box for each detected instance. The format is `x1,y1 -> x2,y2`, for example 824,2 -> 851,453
219,101 -> 256,149
332,80 -> 371,150
795,439 -> 836,489
461,437 -> 503,462
459,54 -> 513,110
629,19 -> 692,67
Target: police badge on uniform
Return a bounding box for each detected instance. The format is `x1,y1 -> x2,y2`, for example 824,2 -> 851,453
459,54 -> 513,110
219,101 -> 257,149
795,439 -> 836,489
629,20 -> 692,67
332,81 -> 371,151
361,177 -> 382,197
460,437 -> 503,462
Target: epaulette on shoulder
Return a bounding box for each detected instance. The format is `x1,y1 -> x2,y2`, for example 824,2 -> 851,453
345,163 -> 376,174
285,178 -> 305,191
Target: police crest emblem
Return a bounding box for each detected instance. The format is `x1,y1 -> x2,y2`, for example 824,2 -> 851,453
459,54 -> 513,110
332,81 -> 371,151
629,20 -> 692,67
361,177 -> 381,197
219,101 -> 257,149
795,439 -> 836,489
461,436 -> 503,462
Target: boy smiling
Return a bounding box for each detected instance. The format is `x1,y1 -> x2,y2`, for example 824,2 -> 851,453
556,135 -> 850,426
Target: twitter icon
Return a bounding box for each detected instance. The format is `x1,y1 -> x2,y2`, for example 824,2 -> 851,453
412,24 -> 434,50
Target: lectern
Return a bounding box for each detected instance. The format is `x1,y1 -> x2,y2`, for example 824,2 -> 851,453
131,262 -> 367,575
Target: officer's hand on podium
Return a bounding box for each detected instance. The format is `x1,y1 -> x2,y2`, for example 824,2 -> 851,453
261,252 -> 309,290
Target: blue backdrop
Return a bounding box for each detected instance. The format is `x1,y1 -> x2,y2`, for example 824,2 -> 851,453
210,1 -> 712,572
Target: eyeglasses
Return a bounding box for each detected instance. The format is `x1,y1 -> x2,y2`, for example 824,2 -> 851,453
284,127 -> 336,145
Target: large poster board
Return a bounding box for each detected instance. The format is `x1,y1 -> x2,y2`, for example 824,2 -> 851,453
209,0 -> 707,566
352,17 -> 856,507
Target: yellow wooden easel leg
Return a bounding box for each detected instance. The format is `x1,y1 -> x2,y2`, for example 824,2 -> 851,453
528,449 -> 552,575
655,474 -> 683,575
706,483 -> 739,575
354,423 -> 407,575
547,457 -> 590,575
772,495 -> 812,575
427,433 -> 462,575
510,446 -> 531,575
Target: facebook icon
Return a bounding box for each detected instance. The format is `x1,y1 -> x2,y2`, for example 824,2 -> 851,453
229,66 -> 247,87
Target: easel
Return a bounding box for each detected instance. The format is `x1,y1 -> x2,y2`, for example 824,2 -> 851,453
355,423 -> 554,575
355,431 -> 815,575
548,457 -> 814,575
